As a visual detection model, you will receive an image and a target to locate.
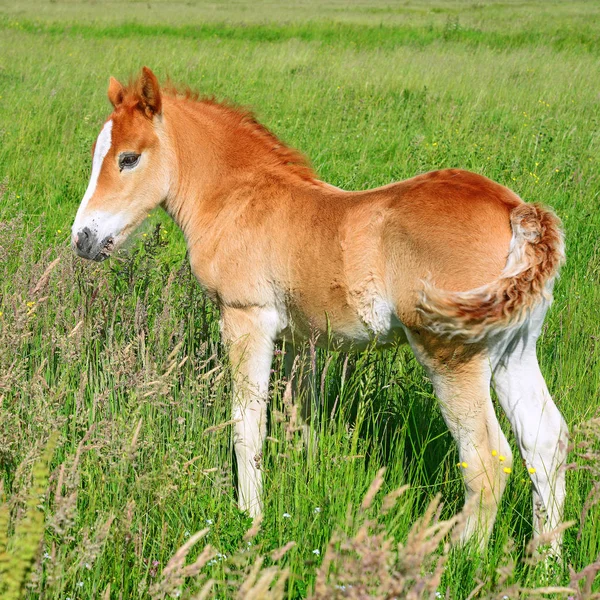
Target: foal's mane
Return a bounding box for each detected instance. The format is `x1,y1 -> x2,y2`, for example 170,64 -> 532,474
158,82 -> 318,183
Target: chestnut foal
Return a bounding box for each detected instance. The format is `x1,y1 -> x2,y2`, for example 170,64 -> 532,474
72,68 -> 567,549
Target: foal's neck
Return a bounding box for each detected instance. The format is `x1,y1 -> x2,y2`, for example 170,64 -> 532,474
161,95 -> 320,242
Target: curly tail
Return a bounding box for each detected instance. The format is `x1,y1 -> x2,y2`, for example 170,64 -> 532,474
417,203 -> 565,342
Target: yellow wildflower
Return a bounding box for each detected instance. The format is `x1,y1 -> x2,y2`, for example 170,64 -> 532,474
503,467 -> 512,474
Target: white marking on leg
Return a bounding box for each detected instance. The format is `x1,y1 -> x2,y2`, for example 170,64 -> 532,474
492,308 -> 568,550
225,306 -> 281,517
72,119 -> 113,236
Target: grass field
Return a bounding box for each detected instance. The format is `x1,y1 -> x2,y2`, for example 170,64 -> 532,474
1,1 -> 599,598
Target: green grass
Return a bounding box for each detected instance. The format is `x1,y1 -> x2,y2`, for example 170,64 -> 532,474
0,1 -> 599,598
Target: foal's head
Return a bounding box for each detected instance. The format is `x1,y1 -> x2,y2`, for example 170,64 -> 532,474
72,67 -> 169,261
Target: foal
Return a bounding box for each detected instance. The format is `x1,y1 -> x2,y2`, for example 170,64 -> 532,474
71,67 -> 567,548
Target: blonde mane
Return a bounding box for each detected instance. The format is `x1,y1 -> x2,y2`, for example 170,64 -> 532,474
121,79 -> 318,183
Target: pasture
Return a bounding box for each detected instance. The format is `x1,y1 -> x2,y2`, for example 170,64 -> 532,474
0,1 -> 599,597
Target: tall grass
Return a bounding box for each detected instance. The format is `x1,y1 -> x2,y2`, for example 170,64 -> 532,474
0,1 -> 599,597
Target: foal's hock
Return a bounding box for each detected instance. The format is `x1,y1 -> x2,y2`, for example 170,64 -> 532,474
71,67 -> 567,549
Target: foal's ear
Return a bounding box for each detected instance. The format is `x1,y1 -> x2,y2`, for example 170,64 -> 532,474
108,76 -> 125,109
138,66 -> 162,118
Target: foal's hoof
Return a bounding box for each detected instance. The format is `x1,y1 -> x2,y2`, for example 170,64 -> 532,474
239,501 -> 263,521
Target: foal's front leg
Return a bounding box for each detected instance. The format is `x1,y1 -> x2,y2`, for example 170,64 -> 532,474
284,342 -> 319,453
220,305 -> 278,518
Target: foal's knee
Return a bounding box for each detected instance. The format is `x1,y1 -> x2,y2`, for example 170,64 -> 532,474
466,419 -> 513,492
495,431 -> 514,469
463,437 -> 512,512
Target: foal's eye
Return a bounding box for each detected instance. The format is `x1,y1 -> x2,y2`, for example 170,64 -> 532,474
118,153 -> 141,171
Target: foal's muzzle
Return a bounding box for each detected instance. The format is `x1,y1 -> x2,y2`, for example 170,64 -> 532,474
73,227 -> 114,262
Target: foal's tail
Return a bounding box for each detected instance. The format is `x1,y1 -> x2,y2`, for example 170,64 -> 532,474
417,203 -> 565,342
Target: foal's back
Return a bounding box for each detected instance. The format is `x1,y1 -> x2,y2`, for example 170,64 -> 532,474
284,168 -> 520,336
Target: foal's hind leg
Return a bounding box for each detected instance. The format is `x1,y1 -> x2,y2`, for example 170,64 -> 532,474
406,331 -> 512,547
492,310 -> 568,550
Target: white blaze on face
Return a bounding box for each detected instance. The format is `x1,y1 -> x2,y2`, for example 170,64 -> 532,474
71,119 -> 113,240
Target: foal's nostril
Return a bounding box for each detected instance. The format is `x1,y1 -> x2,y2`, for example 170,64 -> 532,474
75,227 -> 94,255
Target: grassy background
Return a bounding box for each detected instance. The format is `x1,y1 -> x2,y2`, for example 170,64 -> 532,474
0,1 -> 599,597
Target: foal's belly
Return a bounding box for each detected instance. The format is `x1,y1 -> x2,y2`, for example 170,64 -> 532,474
279,295 -> 408,351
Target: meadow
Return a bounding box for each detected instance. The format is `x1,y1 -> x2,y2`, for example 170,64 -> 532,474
0,0 -> 599,597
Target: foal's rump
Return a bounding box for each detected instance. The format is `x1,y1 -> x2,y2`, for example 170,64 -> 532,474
379,169 -> 564,342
